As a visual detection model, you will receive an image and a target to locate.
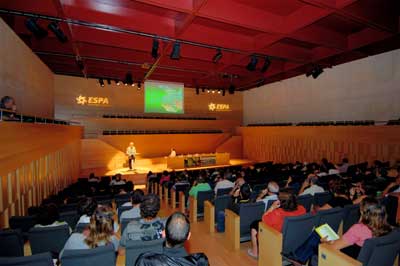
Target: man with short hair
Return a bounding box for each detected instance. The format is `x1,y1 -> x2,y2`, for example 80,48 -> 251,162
162,212 -> 190,257
299,175 -> 324,196
214,174 -> 234,194
120,189 -> 145,220
256,181 -> 279,211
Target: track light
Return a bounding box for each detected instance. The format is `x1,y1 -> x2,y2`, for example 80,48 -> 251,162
25,18 -> 48,39
170,42 -> 181,60
306,66 -> 324,79
202,88 -> 205,93
152,38 -> 159,59
212,90 -> 216,94
207,89 -> 210,93
99,78 -> 105,87
125,73 -> 133,85
246,55 -> 258,71
115,80 -> 121,86
213,49 -> 222,63
106,78 -> 111,85
217,89 -> 221,94
137,82 -> 142,90
196,86 -> 199,95
48,22 -> 68,43
228,84 -> 235,94
261,57 -> 271,73
222,89 -> 226,96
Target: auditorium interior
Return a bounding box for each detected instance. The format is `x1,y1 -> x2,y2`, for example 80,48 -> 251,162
0,1 -> 400,266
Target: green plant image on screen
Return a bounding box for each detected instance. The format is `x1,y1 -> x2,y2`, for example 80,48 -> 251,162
144,80 -> 184,114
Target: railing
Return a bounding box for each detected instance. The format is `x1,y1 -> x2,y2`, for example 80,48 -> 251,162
102,114 -> 217,120
247,119 -> 400,127
102,129 -> 223,135
0,108 -> 72,125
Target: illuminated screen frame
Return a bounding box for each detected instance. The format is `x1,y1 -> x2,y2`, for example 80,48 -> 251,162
144,80 -> 184,114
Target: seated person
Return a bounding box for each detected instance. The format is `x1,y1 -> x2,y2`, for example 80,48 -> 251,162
214,174 -> 234,194
172,175 -> 190,190
34,204 -> 69,228
169,148 -> 177,158
159,171 -> 171,186
336,158 -> 350,174
162,212 -> 190,257
120,194 -> 164,252
318,183 -> 352,210
88,173 -> 99,183
188,176 -> 212,199
0,95 -> 17,120
382,175 -> 400,196
229,173 -> 246,196
135,252 -> 209,266
110,173 -> 126,186
120,189 -> 144,220
349,182 -> 366,204
60,206 -> 119,257
228,183 -> 252,214
299,175 -> 324,196
77,197 -> 97,224
248,191 -> 306,259
256,181 -> 279,211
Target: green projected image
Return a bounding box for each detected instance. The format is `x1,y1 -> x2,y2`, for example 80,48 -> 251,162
144,80 -> 184,114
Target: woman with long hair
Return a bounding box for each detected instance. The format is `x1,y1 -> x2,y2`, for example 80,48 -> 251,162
60,206 -> 119,257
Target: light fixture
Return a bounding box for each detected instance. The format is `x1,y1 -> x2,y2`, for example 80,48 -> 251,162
212,49 -> 222,63
170,41 -> 181,60
207,89 -> 210,93
222,89 -> 226,96
115,79 -> 121,86
228,84 -> 235,94
261,57 -> 271,73
106,78 -> 111,85
212,90 -> 216,94
99,78 -> 105,87
48,22 -> 68,43
125,73 -> 133,85
217,89 -> 221,94
137,82 -> 142,90
201,88 -> 205,93
246,55 -> 258,71
152,38 -> 159,59
196,86 -> 199,95
306,66 -> 324,79
25,18 -> 48,39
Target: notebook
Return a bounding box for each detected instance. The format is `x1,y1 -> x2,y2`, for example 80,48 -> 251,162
315,223 -> 340,241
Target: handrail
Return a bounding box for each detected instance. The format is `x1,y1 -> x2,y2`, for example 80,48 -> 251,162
0,108 -> 75,125
247,119 -> 400,127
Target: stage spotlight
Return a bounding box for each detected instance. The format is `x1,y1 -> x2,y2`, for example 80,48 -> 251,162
25,18 -> 48,39
222,89 -> 226,96
137,82 -> 142,90
213,49 -> 222,63
306,66 -> 324,79
196,86 -> 199,95
246,55 -> 258,71
115,79 -> 121,86
228,84 -> 235,94
48,22 -> 68,43
261,57 -> 271,73
99,78 -> 105,87
152,38 -> 159,59
170,41 -> 181,60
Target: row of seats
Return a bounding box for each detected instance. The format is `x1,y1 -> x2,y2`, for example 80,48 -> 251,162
0,111 -> 70,125
247,120 -> 377,127
103,114 -> 216,120
102,129 -> 223,135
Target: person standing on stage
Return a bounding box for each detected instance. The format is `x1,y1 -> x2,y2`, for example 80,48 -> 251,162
126,142 -> 137,170
169,148 -> 176,158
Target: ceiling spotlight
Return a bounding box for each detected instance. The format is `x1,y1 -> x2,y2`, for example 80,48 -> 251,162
152,38 -> 159,59
137,82 -> 142,90
222,89 -> 226,96
48,22 -> 68,43
115,79 -> 121,86
246,55 -> 258,71
196,86 -> 199,95
125,73 -> 133,85
213,49 -> 223,63
217,89 -> 221,94
99,78 -> 105,87
212,90 -> 216,94
228,84 -> 235,94
261,57 -> 271,73
207,89 -> 210,93
170,41 -> 181,60
131,83 -> 135,87
25,18 -> 48,39
306,66 -> 324,79
106,78 -> 111,85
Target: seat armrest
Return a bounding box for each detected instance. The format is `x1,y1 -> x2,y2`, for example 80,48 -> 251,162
179,191 -> 186,213
158,183 -> 162,198
171,189 -> 177,209
204,201 -> 215,233
189,196 -> 197,223
224,209 -> 240,250
164,185 -> 169,205
318,243 -> 362,266
258,222 -> 282,266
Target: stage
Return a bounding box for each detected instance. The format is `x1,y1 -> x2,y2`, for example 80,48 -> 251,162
80,157 -> 254,185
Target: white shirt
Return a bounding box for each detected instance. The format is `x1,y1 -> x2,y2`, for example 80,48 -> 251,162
301,184 -> 325,196
214,179 -> 234,194
126,146 -> 136,156
110,180 -> 126,186
169,150 -> 176,157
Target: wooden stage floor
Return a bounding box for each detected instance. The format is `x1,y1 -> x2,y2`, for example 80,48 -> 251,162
81,158 -> 254,185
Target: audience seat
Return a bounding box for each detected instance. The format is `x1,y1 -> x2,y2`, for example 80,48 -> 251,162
171,184 -> 190,209
0,229 -> 24,257
121,218 -> 140,234
75,223 -> 89,233
297,194 -> 313,212
258,213 -> 316,266
315,207 -> 344,233
59,203 -> 78,213
343,204 -> 360,233
0,252 -> 53,266
204,195 -> 231,233
319,230 -> 400,266
61,244 -> 116,266
125,238 -> 164,266
189,191 -> 214,223
313,192 -> 333,206
118,206 -> 133,223
9,215 -> 37,238
28,224 -> 70,255
216,188 -> 233,197
224,202 -> 265,250
60,211 -> 79,230
115,194 -> 131,208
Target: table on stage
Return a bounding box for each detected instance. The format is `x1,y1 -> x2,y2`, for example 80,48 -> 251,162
166,153 -> 230,169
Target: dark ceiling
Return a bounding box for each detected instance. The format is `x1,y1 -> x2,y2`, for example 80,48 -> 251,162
1,0 -> 399,90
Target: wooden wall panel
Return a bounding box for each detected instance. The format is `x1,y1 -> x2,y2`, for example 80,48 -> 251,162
240,126 -> 400,164
0,123 -> 82,228
100,133 -> 231,158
